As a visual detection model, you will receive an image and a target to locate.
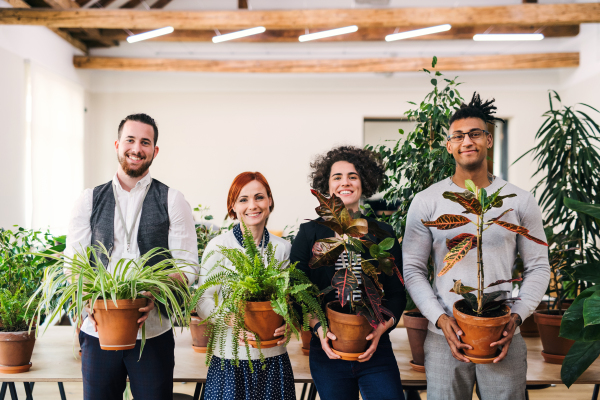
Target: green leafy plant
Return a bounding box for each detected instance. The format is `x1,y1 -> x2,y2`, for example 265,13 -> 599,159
0,227 -> 65,332
422,179 -> 547,316
192,222 -> 326,371
308,190 -> 403,327
515,91 -> 600,306
559,198 -> 600,387
28,245 -> 192,355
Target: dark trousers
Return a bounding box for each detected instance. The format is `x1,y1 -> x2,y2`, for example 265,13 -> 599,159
79,328 -> 175,400
309,334 -> 405,400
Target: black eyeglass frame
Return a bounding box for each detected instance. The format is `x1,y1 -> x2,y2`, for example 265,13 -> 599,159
446,129 -> 490,143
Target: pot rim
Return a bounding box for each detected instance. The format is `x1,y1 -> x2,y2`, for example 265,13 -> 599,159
453,300 -> 511,324
326,301 -> 373,326
92,297 -> 147,311
245,300 -> 275,311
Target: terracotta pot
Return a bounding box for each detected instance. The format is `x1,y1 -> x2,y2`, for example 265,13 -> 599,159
301,330 -> 312,356
534,310 -> 574,364
190,315 -> 212,353
244,301 -> 283,348
0,329 -> 36,373
404,312 -> 428,367
326,301 -> 373,355
92,298 -> 147,351
521,303 -> 550,337
453,300 -> 511,363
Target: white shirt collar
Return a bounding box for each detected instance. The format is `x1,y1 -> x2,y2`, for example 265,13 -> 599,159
112,171 -> 153,193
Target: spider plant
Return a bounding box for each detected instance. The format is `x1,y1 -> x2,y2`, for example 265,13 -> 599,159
191,223 -> 326,372
27,244 -> 193,355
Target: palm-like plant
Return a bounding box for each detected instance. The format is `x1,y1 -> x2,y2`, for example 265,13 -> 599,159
28,245 -> 192,355
192,223 -> 326,371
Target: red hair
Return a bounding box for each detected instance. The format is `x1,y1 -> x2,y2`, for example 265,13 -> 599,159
227,172 -> 274,220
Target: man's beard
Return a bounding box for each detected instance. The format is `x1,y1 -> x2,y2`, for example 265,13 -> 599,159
118,151 -> 154,178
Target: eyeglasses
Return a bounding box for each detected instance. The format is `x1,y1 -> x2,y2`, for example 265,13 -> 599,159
447,129 -> 489,143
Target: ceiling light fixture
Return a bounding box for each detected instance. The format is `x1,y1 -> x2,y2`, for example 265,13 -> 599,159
473,33 -> 545,41
127,27 -> 174,43
385,24 -> 451,42
299,26 -> 359,42
212,27 -> 266,43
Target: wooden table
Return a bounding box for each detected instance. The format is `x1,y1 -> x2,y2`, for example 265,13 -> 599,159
1,327 -> 599,399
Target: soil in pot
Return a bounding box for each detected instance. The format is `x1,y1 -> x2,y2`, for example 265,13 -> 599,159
404,312 -> 428,370
326,301 -> 373,360
301,330 -> 311,356
534,309 -> 574,365
244,301 -> 284,349
92,298 -> 147,351
0,329 -> 36,373
190,315 -> 212,353
453,300 -> 510,364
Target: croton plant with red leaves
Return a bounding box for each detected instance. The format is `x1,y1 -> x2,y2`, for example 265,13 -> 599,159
308,190 -> 404,329
422,179 -> 548,316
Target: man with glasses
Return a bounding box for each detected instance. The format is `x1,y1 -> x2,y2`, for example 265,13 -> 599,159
402,93 -> 549,399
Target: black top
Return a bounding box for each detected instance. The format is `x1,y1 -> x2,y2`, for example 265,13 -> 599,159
290,216 -> 406,335
233,223 -> 270,248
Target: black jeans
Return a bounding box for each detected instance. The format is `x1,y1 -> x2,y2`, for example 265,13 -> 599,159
309,334 -> 405,400
79,329 -> 175,400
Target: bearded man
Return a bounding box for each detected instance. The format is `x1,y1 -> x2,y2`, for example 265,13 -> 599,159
65,113 -> 199,400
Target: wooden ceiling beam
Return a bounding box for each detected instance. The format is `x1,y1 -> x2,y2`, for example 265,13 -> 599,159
151,0 -> 171,9
73,52 -> 579,73
99,25 -> 579,43
1,4 -> 598,29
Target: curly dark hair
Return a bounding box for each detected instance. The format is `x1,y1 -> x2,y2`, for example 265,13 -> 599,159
449,92 -> 506,127
309,146 -> 385,198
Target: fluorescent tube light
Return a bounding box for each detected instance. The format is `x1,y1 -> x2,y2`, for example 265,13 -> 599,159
299,26 -> 359,42
385,24 -> 451,42
212,27 -> 266,43
127,27 -> 174,43
473,33 -> 544,41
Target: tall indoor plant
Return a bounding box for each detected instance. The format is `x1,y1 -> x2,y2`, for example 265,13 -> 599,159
192,223 -> 326,371
423,180 -> 547,362
308,190 -> 403,360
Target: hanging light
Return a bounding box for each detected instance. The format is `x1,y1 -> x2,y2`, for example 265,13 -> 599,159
126,27 -> 174,43
473,33 -> 545,41
385,24 -> 451,42
212,27 -> 267,43
299,26 -> 359,42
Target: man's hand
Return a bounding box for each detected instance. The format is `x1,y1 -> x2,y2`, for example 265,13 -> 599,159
168,272 -> 188,285
137,292 -> 155,329
437,314 -> 472,363
274,324 -> 290,346
84,304 -> 97,332
490,313 -> 521,363
358,318 -> 395,363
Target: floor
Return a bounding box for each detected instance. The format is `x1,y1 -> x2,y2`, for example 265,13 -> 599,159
1,381 -> 597,399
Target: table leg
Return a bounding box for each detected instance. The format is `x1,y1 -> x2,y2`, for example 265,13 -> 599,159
22,383 -> 32,400
307,383 -> 318,400
193,383 -> 202,400
592,384 -> 599,400
199,383 -> 205,400
0,383 -> 6,400
57,382 -> 66,400
300,383 -> 308,400
8,383 -> 17,400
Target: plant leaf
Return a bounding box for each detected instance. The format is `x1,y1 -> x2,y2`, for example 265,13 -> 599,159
486,278 -> 523,288
332,268 -> 358,307
449,279 -> 477,294
361,260 -> 382,290
379,237 -> 395,251
461,292 -> 478,311
361,273 -> 395,326
319,286 -> 335,296
311,189 -> 346,225
564,198 -> 600,220
561,341 -> 600,387
465,179 -> 477,193
491,220 -> 548,246
487,208 -> 514,223
367,220 -> 392,239
422,214 -> 471,230
446,233 -> 477,250
439,236 -> 473,276
355,304 -> 378,330
491,194 -> 517,208
443,191 -> 482,215
573,263 -> 600,284
309,239 -> 345,269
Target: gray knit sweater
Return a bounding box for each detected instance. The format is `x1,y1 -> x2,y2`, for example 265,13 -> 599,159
402,177 -> 550,335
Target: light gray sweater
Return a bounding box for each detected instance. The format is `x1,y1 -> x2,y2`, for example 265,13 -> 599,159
402,177 -> 550,335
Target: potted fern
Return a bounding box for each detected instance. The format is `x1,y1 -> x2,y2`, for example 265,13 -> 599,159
308,190 -> 403,361
29,245 -> 192,355
193,223 -> 326,371
422,179 -> 547,363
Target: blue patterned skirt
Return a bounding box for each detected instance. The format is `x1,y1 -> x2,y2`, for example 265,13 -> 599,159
204,353 -> 296,400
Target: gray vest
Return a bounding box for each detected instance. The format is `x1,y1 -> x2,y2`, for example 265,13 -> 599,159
90,178 -> 171,268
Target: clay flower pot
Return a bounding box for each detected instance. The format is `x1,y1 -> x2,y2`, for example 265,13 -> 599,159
244,300 -> 284,349
520,303 -> 549,337
534,310 -> 574,364
190,315 -> 212,353
326,301 -> 373,361
301,330 -> 312,356
92,298 -> 147,351
0,329 -> 36,373
404,312 -> 428,372
453,300 -> 511,364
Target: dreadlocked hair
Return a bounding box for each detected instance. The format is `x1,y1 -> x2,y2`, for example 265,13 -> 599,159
449,92 -> 506,127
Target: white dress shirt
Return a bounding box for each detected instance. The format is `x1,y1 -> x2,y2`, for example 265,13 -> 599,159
66,172 -> 199,339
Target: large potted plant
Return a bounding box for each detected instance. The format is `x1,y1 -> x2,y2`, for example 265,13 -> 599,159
192,223 -> 326,371
0,227 -> 65,373
423,179 -> 547,363
30,245 -> 191,355
308,190 -> 403,361
559,198 -> 600,387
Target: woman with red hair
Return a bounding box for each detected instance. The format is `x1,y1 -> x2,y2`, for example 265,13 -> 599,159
197,171 -> 295,400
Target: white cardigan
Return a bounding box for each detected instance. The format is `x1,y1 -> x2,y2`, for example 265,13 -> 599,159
197,228 -> 292,361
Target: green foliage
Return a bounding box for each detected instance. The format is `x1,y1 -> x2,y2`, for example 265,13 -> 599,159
0,227 -> 65,331
192,222 -> 326,372
368,59 -> 462,237
29,245 -> 193,356
194,204 -> 233,260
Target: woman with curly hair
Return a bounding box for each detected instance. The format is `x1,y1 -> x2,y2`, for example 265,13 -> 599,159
290,146 -> 406,400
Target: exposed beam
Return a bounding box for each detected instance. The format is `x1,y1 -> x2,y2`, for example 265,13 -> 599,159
99,25 -> 579,43
73,52 -> 579,73
120,0 -> 142,8
150,0 -> 171,9
238,0 -> 247,9
1,4 -> 599,29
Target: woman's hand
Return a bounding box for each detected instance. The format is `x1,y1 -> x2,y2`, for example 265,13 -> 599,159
357,318 -> 395,363
237,330 -> 256,346
274,323 -> 290,346
317,325 -> 341,360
